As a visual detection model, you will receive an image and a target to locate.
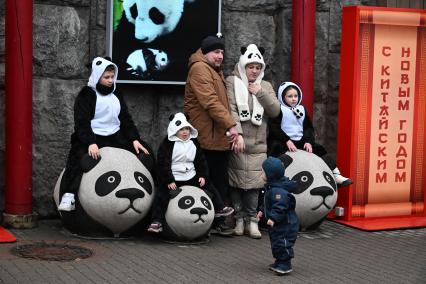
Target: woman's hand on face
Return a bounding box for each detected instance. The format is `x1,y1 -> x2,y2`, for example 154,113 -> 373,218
286,140 -> 298,152
248,82 -> 261,95
133,140 -> 149,154
88,144 -> 100,159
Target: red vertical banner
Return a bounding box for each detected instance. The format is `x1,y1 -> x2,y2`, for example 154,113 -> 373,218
336,6 -> 426,230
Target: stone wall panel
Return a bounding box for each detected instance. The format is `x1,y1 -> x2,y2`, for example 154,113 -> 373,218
33,5 -> 89,79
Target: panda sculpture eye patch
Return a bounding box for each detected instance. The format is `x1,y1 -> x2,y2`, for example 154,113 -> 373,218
200,196 -> 212,210
149,7 -> 165,25
134,172 -> 153,195
178,196 -> 195,209
95,171 -> 121,196
291,171 -> 314,194
323,171 -> 337,191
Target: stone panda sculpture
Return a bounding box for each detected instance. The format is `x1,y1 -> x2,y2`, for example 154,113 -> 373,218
279,151 -> 337,230
53,147 -> 155,238
163,185 -> 214,241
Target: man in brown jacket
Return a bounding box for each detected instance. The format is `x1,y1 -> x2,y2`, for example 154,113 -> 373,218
184,34 -> 238,235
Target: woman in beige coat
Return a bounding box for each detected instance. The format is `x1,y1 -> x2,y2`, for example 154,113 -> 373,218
225,44 -> 280,238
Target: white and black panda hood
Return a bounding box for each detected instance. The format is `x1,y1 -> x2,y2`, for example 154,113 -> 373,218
236,44 -> 265,86
277,82 -> 305,141
277,82 -> 303,108
167,112 -> 198,142
87,57 -> 118,93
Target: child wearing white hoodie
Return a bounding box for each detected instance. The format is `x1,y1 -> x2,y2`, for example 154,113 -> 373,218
268,82 -> 352,187
147,112 -> 234,233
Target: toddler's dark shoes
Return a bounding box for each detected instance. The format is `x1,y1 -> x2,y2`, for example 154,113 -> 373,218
270,264 -> 293,275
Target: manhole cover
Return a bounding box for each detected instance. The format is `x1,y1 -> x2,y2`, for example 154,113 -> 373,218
10,242 -> 93,261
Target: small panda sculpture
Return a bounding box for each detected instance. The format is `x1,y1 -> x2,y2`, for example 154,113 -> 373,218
53,147 -> 155,237
279,151 -> 337,230
163,185 -> 214,241
126,48 -> 169,77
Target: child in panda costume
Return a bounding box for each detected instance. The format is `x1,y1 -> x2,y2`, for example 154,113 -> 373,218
147,112 -> 234,233
267,82 -> 352,187
58,56 -> 154,211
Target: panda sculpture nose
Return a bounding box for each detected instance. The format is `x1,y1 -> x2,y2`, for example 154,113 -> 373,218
190,207 -> 208,216
115,188 -> 145,202
310,186 -> 334,198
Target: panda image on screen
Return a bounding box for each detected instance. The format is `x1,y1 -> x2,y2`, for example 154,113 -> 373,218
113,0 -> 219,82
163,185 -> 214,241
122,0 -> 186,43
279,151 -> 338,230
126,48 -> 169,79
53,147 -> 155,238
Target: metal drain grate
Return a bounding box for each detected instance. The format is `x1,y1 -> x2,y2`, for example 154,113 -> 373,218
10,242 -> 93,261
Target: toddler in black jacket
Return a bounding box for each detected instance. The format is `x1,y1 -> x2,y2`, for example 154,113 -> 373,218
257,157 -> 299,275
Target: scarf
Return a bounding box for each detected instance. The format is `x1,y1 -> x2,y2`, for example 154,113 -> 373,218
234,76 -> 264,126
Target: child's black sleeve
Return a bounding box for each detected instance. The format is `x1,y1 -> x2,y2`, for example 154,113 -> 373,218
74,87 -> 97,145
156,139 -> 175,185
115,91 -> 140,142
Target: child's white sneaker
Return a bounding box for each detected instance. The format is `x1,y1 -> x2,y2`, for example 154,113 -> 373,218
332,167 -> 353,187
58,193 -> 75,211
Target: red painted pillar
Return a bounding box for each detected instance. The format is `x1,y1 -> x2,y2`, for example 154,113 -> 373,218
291,0 -> 316,118
5,0 -> 33,215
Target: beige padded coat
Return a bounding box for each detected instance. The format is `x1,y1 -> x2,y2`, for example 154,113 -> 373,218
226,66 -> 280,190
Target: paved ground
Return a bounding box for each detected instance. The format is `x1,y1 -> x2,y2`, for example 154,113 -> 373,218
0,219 -> 425,283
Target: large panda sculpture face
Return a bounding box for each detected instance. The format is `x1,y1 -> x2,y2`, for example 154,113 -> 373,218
164,185 -> 214,241
280,151 -> 337,230
54,147 -> 155,236
123,0 -> 186,43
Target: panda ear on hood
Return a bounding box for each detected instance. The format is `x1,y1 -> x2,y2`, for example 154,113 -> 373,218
240,46 -> 247,55
278,153 -> 293,169
80,154 -> 101,173
169,114 -> 175,121
103,56 -> 112,61
258,46 -> 265,55
169,187 -> 182,199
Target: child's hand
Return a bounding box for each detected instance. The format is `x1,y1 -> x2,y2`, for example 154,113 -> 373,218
256,211 -> 263,220
168,182 -> 177,190
267,219 -> 275,227
133,140 -> 149,154
88,144 -> 100,159
304,142 -> 312,153
286,140 -> 297,152
198,177 -> 205,187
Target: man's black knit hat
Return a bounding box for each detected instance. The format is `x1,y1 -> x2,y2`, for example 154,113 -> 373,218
201,33 -> 225,54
